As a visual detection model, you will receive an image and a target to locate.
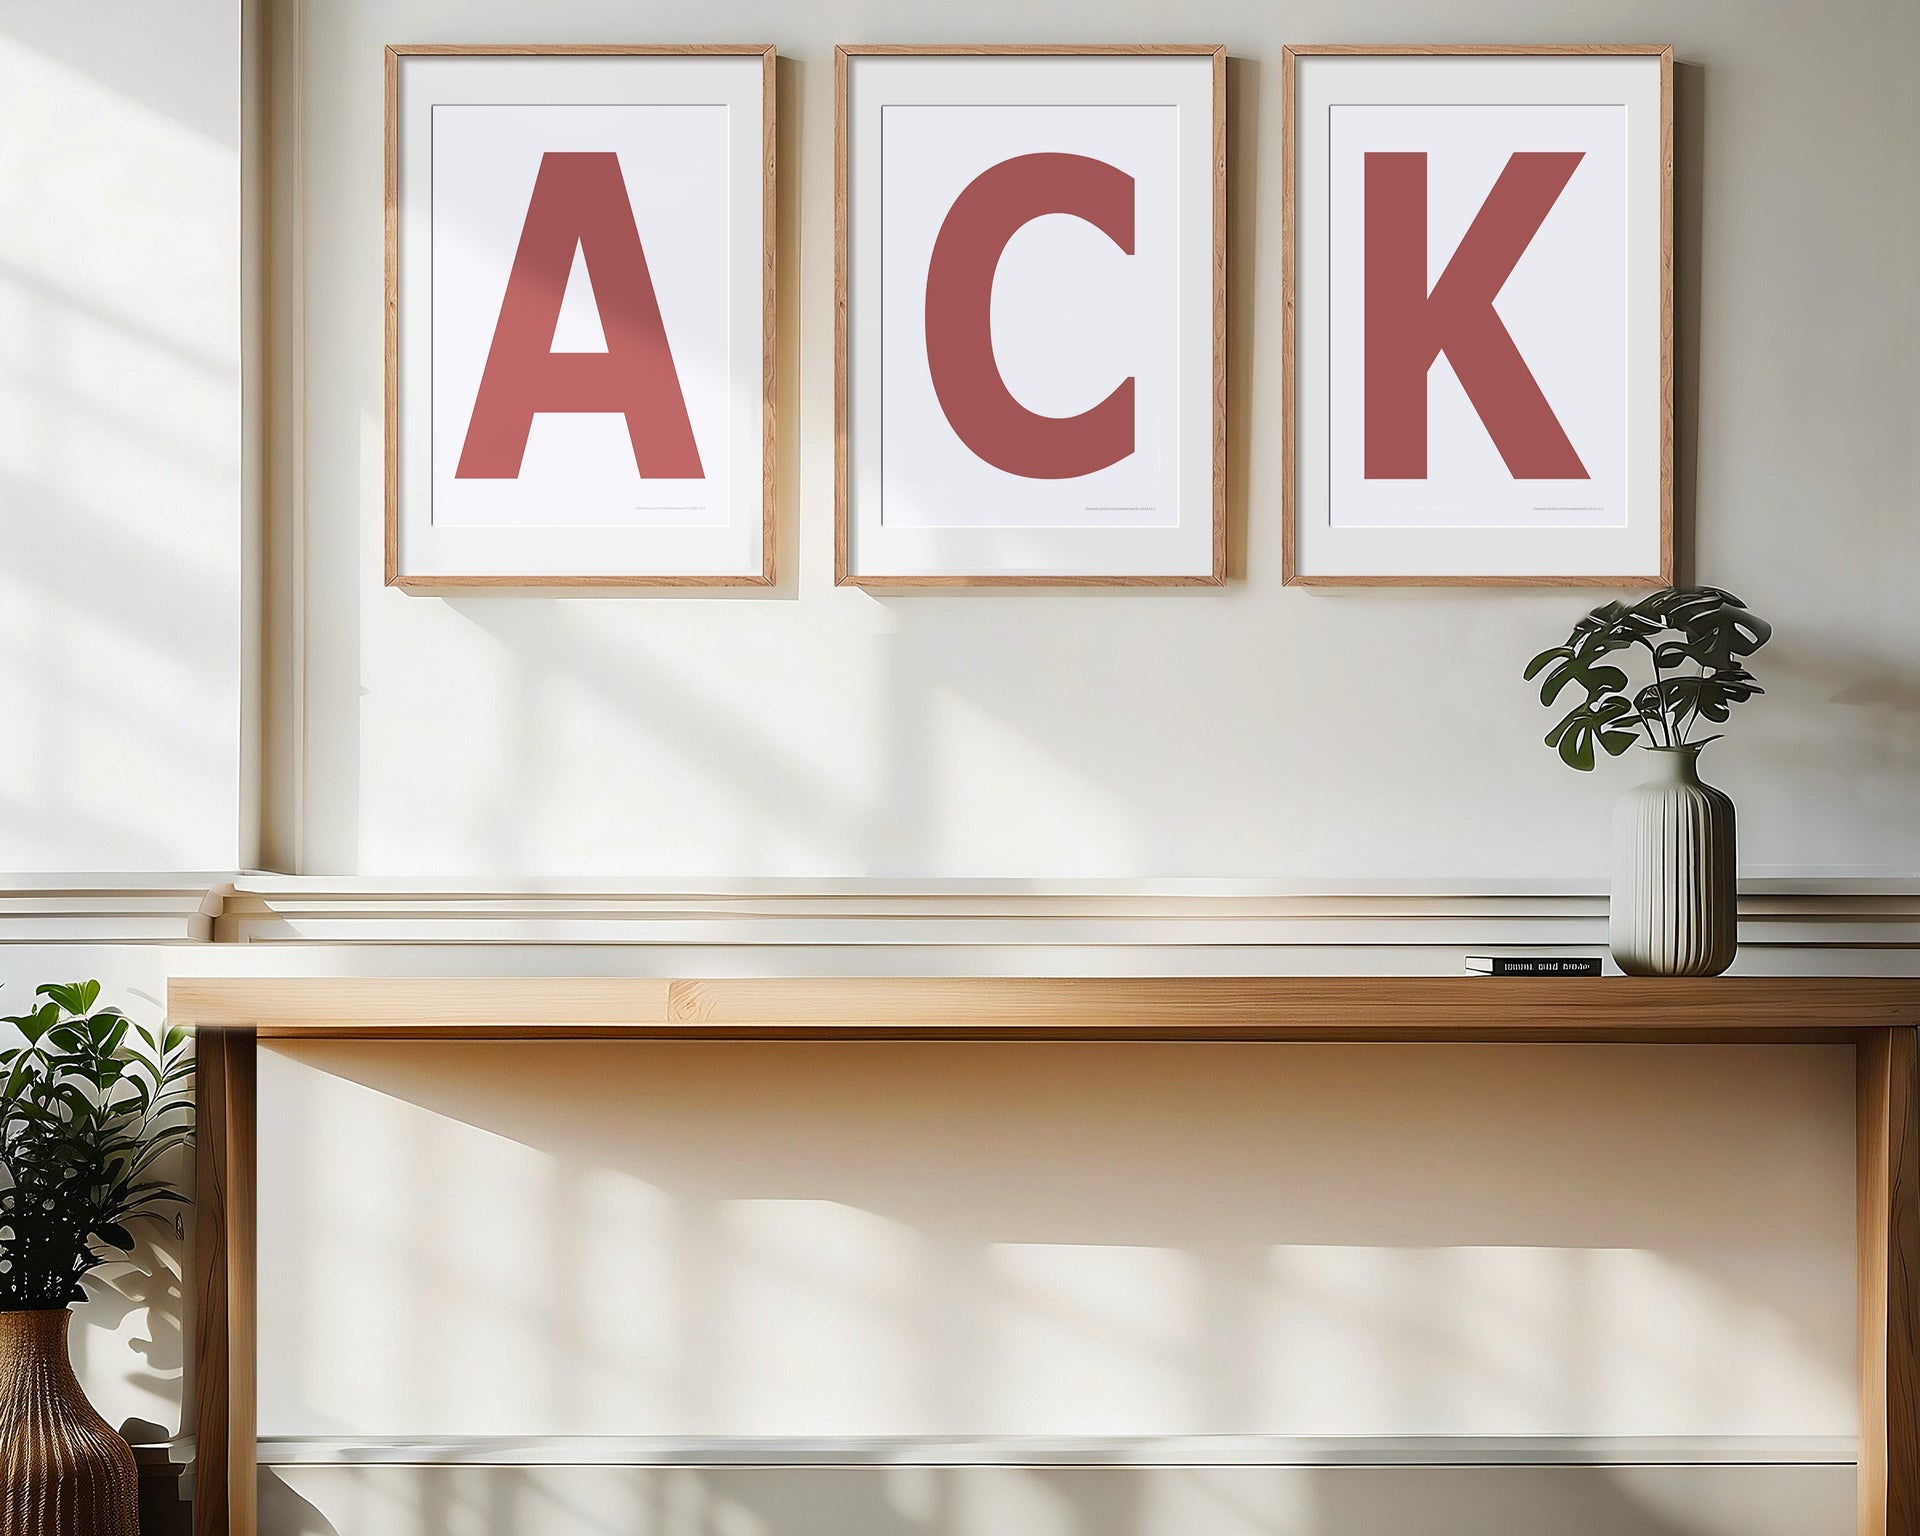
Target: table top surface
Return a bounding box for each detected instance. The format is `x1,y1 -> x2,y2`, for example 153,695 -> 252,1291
168,974 -> 1920,1041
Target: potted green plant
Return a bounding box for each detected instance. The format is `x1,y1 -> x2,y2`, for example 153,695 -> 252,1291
1525,587 -> 1773,976
0,983 -> 193,1536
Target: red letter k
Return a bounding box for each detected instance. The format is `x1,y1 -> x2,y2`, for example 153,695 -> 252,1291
1364,150 -> 1589,481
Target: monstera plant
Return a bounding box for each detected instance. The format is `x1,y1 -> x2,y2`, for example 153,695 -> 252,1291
0,982 -> 193,1310
1524,587 -> 1774,978
1523,586 -> 1773,770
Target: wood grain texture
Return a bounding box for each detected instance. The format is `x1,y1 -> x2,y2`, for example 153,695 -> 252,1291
1860,1027 -> 1920,1536
760,44 -> 779,586
382,47 -> 398,589
383,46 -> 778,590
832,46 -> 1227,587
173,976 -> 678,1031
190,1030 -> 256,1536
383,44 -> 778,57
834,45 -> 1229,57
833,44 -> 850,586
1280,44 -> 1675,57
1283,572 -> 1673,588
1279,44 -> 1674,588
1209,43 -> 1229,583
226,1036 -> 257,1536
168,975 -> 1920,1041
191,1029 -> 230,1536
392,573 -> 775,592
189,1032 -> 228,1536
1279,45 -> 1299,585
1657,44 -> 1676,585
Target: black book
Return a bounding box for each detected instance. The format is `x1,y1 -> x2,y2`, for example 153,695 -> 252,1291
1465,955 -> 1603,977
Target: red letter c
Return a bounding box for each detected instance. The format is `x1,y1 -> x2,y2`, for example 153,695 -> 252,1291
923,153 -> 1136,480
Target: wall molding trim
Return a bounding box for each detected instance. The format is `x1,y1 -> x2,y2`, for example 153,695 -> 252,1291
242,1434 -> 1861,1469
213,878 -> 1920,962
6,877 -> 1920,966
0,879 -> 228,943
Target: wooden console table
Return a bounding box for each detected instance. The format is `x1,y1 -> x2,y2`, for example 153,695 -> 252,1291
169,976 -> 1920,1536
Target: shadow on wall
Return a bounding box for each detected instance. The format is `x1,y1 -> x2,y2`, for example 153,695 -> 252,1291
240,1031 -> 1858,1535
257,1464 -> 1853,1536
79,1212 -> 188,1428
252,1043 -> 1854,1478
52,981 -> 190,1447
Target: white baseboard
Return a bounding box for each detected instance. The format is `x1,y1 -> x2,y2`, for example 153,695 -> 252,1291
246,1434 -> 1858,1468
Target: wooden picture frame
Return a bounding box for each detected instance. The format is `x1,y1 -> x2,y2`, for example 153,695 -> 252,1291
834,45 -> 1227,587
384,44 -> 777,590
1281,44 -> 1674,587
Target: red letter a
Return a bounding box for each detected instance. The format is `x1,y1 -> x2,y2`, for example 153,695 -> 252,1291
456,151 -> 702,480
1365,151 -> 1588,480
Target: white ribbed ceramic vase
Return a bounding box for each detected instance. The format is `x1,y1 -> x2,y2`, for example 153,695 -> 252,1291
1609,744 -> 1737,977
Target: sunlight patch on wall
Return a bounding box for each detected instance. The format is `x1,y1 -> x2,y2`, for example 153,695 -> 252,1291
0,27 -> 239,868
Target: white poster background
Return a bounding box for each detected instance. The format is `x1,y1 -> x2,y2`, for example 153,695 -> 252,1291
845,54 -> 1218,581
430,104 -> 731,532
880,105 -> 1178,531
1327,104 -> 1628,531
394,53 -> 767,581
1291,54 -> 1665,581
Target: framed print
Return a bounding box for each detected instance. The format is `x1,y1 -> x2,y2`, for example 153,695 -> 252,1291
1282,45 -> 1672,586
835,45 -> 1226,586
385,45 -> 775,589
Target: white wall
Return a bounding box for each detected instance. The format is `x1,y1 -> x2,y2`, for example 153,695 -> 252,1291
284,0 -> 1920,880
256,1040 -> 1856,1441
0,2 -> 251,872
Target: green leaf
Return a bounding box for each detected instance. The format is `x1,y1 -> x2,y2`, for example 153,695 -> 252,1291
1690,666 -> 1764,723
1568,600 -> 1659,652
51,1083 -> 96,1121
1635,585 -> 1750,629
36,982 -> 95,1016
1541,658 -> 1628,707
1683,603 -> 1772,670
1545,696 -> 1639,772
14,1003 -> 59,1045
121,1184 -> 190,1206
120,1133 -> 194,1185
97,1015 -> 130,1059
1524,645 -> 1569,682
1527,635 -> 1632,707
93,1221 -> 137,1252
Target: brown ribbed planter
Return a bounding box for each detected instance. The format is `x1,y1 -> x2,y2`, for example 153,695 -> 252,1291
0,1310 -> 138,1536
